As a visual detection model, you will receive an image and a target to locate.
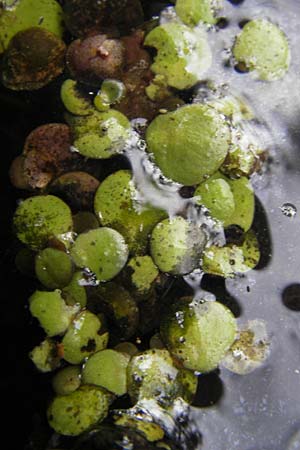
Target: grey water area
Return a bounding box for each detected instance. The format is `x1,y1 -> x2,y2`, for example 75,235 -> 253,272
183,1 -> 300,449
127,1 -> 300,449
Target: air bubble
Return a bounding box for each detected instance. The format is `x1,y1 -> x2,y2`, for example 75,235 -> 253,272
280,203 -> 297,218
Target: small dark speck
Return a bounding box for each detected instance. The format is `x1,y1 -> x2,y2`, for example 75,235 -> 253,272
247,286 -> 250,292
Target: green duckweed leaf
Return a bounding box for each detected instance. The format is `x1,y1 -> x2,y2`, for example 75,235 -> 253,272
127,348 -> 197,406
30,338 -> 61,373
82,349 -> 130,396
150,216 -> 206,275
47,385 -> 110,436
113,408 -> 165,442
144,22 -> 212,90
146,104 -> 230,186
13,195 -> 73,251
94,170 -> 166,254
35,247 -> 73,289
0,0 -> 64,54
52,365 -> 81,395
202,230 -> 260,277
62,310 -> 109,364
70,227 -> 129,282
29,289 -> 80,337
160,297 -> 237,372
62,271 -> 87,308
175,0 -> 222,26
60,79 -> 93,116
67,109 -> 130,159
194,178 -> 235,225
233,19 -> 290,81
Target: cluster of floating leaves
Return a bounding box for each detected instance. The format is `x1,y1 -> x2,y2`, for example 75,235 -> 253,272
2,0 -> 289,448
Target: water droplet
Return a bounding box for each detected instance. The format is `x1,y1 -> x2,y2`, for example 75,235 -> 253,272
179,336 -> 186,343
280,203 -> 297,218
175,311 -> 185,328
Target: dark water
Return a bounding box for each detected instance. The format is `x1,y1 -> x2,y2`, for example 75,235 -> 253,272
1,1 -> 300,449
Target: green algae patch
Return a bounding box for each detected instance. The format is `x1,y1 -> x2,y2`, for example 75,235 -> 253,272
144,22 -> 212,90
161,297 -> 237,372
233,19 -> 290,81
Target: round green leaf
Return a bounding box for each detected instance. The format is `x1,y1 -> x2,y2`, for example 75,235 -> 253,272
146,104 -> 230,185
62,271 -> 87,307
94,170 -> 166,254
194,178 -> 235,225
233,19 -> 290,81
13,195 -> 73,250
67,109 -> 130,159
82,349 -> 130,396
150,217 -> 206,275
60,79 -> 92,116
47,385 -> 109,436
175,0 -> 221,26
160,297 -> 237,372
35,247 -> 73,289
52,365 -> 81,395
70,227 -> 128,282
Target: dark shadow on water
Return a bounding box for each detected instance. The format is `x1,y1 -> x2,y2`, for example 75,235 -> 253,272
252,196 -> 272,270
282,284 -> 300,311
192,370 -> 224,408
201,275 -> 242,318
